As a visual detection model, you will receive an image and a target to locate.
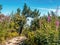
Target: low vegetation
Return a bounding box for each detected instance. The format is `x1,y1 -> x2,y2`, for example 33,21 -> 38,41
0,3 -> 60,45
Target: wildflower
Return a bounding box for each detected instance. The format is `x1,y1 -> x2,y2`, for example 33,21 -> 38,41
47,15 -> 51,22
55,20 -> 59,30
56,20 -> 59,27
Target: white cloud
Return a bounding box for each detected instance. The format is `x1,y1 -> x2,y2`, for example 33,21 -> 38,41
31,7 -> 60,16
37,8 -> 56,12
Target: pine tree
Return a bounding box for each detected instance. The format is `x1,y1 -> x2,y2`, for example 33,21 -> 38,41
0,5 -> 2,14
22,3 -> 28,16
17,8 -> 20,15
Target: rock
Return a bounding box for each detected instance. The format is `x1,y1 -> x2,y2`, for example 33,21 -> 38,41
5,36 -> 27,45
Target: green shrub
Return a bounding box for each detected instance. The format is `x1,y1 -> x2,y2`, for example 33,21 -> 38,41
22,29 -> 59,45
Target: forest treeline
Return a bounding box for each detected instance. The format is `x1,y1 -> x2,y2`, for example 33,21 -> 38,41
0,3 -> 60,45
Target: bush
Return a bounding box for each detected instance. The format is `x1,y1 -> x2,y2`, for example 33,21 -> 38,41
22,29 -> 59,45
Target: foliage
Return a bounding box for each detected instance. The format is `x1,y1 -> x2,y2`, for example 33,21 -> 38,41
0,4 -> 2,13
22,24 -> 59,45
0,3 -> 60,45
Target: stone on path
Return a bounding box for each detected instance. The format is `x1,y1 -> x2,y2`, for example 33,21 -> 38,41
5,36 -> 27,45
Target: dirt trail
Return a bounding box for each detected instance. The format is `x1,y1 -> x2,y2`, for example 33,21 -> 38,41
5,36 -> 27,45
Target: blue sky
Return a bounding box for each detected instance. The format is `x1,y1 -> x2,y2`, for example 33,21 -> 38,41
0,0 -> 60,16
